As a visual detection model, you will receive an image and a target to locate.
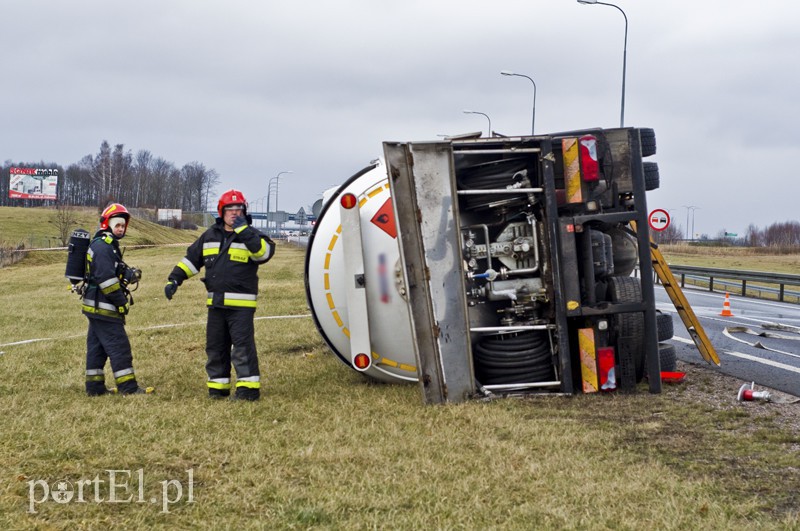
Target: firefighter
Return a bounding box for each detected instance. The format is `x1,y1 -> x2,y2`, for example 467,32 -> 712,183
83,203 -> 150,396
164,189 -> 275,401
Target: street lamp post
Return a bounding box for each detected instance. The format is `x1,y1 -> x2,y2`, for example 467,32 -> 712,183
577,0 -> 628,127
268,170 -> 293,235
682,205 -> 699,241
500,70 -> 537,135
254,195 -> 266,229
462,109 -> 492,138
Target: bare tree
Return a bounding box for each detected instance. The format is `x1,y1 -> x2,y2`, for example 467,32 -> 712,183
51,201 -> 79,246
653,223 -> 683,245
90,141 -> 112,204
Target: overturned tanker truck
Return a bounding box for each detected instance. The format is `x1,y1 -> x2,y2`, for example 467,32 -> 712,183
305,127 -> 669,403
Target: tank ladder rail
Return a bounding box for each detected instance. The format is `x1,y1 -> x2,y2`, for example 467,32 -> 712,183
632,222 -> 720,366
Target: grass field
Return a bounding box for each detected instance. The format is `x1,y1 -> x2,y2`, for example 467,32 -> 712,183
1,233 -> 799,529
660,243 -> 800,274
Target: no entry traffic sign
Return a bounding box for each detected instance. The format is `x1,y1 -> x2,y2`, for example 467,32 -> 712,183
648,209 -> 670,232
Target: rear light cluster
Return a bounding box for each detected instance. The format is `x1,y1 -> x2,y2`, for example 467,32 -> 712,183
578,135 -> 599,182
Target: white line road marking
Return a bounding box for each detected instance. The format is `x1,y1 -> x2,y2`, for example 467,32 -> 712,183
673,335 -> 800,374
0,314 -> 312,348
724,351 -> 800,375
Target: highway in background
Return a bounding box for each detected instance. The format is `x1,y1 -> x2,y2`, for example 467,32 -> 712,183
655,286 -> 800,397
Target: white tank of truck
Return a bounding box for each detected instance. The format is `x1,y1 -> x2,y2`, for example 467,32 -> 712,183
304,162 -> 418,383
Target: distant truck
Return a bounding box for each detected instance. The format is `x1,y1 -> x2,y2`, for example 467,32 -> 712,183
306,127 -> 664,403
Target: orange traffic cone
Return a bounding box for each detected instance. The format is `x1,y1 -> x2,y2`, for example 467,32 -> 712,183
719,292 -> 734,317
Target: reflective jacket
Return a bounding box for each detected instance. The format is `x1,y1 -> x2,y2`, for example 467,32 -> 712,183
82,231 -> 130,322
168,217 -> 274,310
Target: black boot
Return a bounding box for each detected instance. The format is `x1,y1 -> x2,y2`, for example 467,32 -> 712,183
86,382 -> 111,397
118,379 -> 151,395
231,387 -> 260,401
208,388 -> 231,400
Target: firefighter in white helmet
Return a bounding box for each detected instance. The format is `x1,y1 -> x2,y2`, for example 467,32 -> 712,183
164,189 -> 275,401
82,203 -> 150,395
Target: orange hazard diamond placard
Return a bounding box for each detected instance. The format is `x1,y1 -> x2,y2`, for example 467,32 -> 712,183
370,198 -> 397,239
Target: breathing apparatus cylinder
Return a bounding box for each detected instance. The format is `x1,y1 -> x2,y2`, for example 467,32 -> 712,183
65,228 -> 91,285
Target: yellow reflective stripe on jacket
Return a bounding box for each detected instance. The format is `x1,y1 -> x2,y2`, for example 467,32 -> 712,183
99,277 -> 122,295
252,239 -> 270,262
82,299 -> 124,319
177,257 -> 199,278
202,242 -> 220,257
228,243 -> 250,263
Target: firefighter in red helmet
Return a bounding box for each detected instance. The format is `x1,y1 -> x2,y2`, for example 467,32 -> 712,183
164,189 -> 275,401
83,203 -> 151,395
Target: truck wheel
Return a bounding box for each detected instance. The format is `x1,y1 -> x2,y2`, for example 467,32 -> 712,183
607,277 -> 645,387
656,310 -> 674,342
658,343 -> 677,372
639,128 -> 657,157
606,225 -> 638,277
644,161 -> 660,191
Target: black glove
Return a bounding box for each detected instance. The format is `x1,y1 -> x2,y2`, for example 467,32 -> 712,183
232,215 -> 248,230
164,280 -> 178,300
118,303 -> 130,315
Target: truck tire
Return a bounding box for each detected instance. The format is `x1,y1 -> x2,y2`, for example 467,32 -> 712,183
606,225 -> 638,277
644,161 -> 660,191
608,276 -> 645,388
656,310 -> 674,342
658,343 -> 677,372
639,128 -> 657,157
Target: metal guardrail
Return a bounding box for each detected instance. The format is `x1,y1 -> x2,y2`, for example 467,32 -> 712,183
665,265 -> 800,304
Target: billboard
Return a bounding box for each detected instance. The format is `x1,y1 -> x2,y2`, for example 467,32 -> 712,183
8,167 -> 58,200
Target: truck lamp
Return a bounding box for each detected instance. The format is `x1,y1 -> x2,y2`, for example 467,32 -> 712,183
340,193 -> 357,209
579,135 -> 599,182
353,352 -> 372,371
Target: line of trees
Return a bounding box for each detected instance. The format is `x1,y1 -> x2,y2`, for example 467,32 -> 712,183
654,220 -> 800,247
743,221 -> 800,247
1,140 -> 219,212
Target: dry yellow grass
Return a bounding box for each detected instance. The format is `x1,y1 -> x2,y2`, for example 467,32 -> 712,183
0,243 -> 798,528
660,243 -> 800,275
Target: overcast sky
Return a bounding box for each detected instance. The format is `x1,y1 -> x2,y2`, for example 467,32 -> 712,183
3,1 -> 798,237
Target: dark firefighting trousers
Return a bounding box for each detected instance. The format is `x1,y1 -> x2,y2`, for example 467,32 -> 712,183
205,307 -> 261,399
85,317 -> 140,395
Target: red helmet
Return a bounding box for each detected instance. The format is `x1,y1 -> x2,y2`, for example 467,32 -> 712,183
217,189 -> 248,217
99,203 -> 131,233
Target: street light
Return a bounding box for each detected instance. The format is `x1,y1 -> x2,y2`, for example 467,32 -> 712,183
463,109 -> 491,138
577,0 -> 628,127
267,170 -> 293,234
682,205 -> 699,241
500,70 -> 537,135
253,195 -> 266,229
